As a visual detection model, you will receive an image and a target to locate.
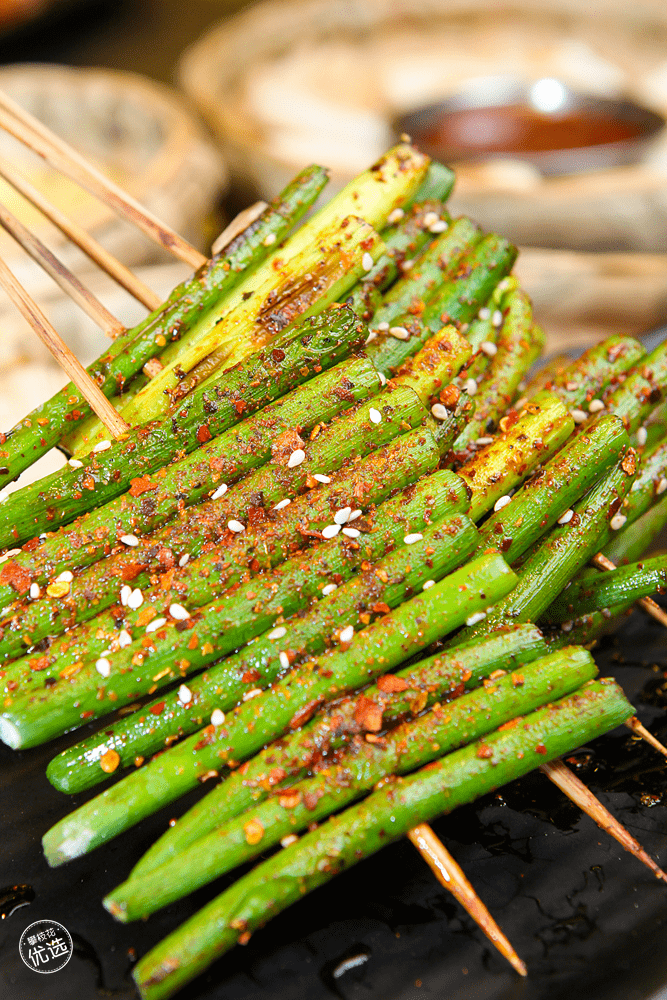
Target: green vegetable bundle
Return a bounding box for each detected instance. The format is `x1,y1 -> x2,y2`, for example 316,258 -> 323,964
0,144 -> 664,1000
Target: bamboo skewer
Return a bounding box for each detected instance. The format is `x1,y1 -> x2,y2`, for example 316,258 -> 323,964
592,552 -> 667,628
211,201 -> 268,256
0,160 -> 162,311
0,197 -> 125,338
0,254 -> 128,438
625,716 -> 667,758
0,91 -> 206,270
408,824 -> 528,976
540,759 -> 667,882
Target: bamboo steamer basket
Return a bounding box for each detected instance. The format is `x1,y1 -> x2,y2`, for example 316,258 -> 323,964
179,0 -> 667,344
0,63 -> 227,283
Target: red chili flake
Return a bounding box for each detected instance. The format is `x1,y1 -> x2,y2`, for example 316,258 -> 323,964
353,695 -> 383,732
82,475 -> 95,491
0,561 -> 31,594
119,562 -> 147,582
128,475 -> 157,497
149,702 -> 166,716
371,602 -> 391,616
278,790 -> 302,809
242,669 -> 260,684
6,679 -> 18,691
233,400 -> 247,416
268,767 -> 286,785
272,348 -> 286,362
498,718 -> 519,731
196,424 -> 212,444
81,710 -> 95,719
289,697 -> 325,730
439,384 -> 461,408
621,450 -> 637,476
376,674 -> 408,693
22,538 -> 40,553
535,743 -> 548,755
476,744 -> 493,759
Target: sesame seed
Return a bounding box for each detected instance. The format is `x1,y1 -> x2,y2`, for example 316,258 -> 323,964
465,611 -> 487,626
68,458 -> 83,468
211,708 -> 225,726
497,277 -> 512,292
362,252 -> 374,272
465,378 -> 477,396
339,625 -> 354,643
313,474 -> 330,484
431,403 -> 449,421
273,498 -> 291,511
322,524 -> 341,539
365,330 -> 377,344
343,527 -> 360,538
0,548 -> 20,562
178,684 -> 192,704
401,534 -> 424,549
423,211 -> 439,227
369,407 -> 382,424
478,307 -> 491,321
476,436 -> 494,446
376,321 -> 390,331
281,834 -> 299,848
429,220 -> 448,233
493,495 -> 512,512
387,208 -> 404,224
120,585 -> 132,606
334,507 -> 352,525
120,534 -> 139,547
269,626 -> 287,639
588,399 -> 605,413
560,620 -> 574,632
558,509 -> 574,524
178,553 -> 190,567
228,520 -> 245,533
263,232 -> 276,246
378,372 -> 387,386
610,513 -> 627,530
243,688 -> 263,701
492,310 -> 503,327
401,259 -> 414,271
118,629 -> 132,648
349,509 -> 362,521
423,580 -> 435,590
480,341 -> 497,357
57,570 -> 73,583
92,440 -> 112,453
514,396 -> 528,411
127,587 -> 143,610
279,652 -> 290,669
287,448 -> 305,468
146,617 -> 167,633
211,483 -> 228,500
658,478 -> 667,495
170,604 -> 190,621
389,326 -> 410,340
322,584 -> 337,596
571,409 -> 587,423
636,426 -> 648,446
29,582 -> 41,599
95,658 -> 111,678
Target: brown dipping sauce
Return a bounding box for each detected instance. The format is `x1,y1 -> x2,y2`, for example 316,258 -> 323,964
420,104 -> 644,156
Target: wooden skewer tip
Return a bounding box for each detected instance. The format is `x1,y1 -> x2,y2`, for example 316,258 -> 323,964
408,824 -> 528,976
541,759 -> 667,884
625,717 -> 667,759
